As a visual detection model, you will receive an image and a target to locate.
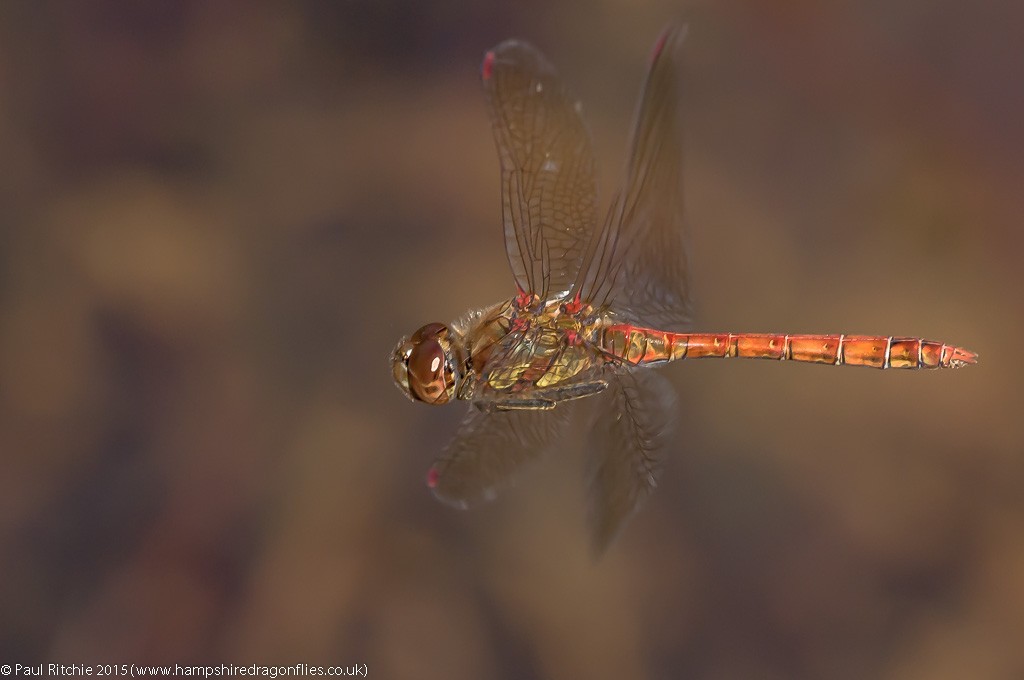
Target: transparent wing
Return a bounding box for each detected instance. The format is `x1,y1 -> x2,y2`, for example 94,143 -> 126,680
584,367 -> 678,556
482,39 -> 599,300
575,25 -> 692,330
428,402 -> 574,508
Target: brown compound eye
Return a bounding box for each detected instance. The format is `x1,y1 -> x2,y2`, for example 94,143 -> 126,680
408,338 -> 453,404
395,320 -> 459,405
412,322 -> 448,343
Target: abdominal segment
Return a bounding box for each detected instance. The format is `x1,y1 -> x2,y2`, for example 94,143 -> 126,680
598,326 -> 977,369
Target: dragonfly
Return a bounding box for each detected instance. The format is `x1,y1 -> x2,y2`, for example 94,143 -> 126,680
390,26 -> 977,554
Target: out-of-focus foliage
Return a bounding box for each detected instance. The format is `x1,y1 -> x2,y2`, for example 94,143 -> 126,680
0,2 -> 1020,678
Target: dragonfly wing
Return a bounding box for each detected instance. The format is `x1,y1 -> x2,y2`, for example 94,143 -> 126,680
429,402 -> 574,508
576,25 -> 692,330
584,367 -> 678,556
482,39 -> 599,300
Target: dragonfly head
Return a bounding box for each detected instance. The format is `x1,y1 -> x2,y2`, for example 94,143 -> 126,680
391,322 -> 460,405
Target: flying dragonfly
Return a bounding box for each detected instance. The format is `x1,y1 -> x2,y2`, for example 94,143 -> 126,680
390,26 -> 977,554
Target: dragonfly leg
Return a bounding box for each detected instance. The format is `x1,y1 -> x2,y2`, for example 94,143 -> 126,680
492,399 -> 557,411
487,379 -> 609,410
543,379 -> 609,402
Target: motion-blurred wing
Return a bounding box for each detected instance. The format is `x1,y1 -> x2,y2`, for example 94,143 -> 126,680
429,402 -> 574,508
576,25 -> 692,330
482,39 -> 599,300
584,368 -> 678,555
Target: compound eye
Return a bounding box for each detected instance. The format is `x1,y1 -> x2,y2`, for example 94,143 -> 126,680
412,322 -> 448,343
408,339 -> 451,403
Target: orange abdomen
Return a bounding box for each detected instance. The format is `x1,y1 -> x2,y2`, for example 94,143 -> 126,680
598,327 -> 977,370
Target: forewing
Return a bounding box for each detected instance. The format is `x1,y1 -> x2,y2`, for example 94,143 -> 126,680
584,367 -> 678,556
576,25 -> 692,330
482,40 -> 599,300
429,402 -> 574,509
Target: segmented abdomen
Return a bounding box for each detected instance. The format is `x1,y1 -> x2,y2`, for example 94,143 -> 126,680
598,327 -> 977,369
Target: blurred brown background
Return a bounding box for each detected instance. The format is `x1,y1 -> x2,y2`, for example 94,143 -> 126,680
0,1 -> 1020,678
